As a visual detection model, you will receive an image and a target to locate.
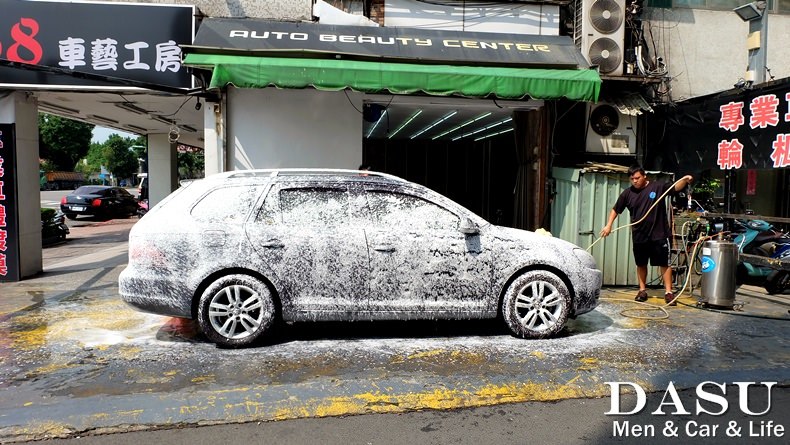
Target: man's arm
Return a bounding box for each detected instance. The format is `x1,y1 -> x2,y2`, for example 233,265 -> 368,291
599,208 -> 619,238
674,175 -> 693,192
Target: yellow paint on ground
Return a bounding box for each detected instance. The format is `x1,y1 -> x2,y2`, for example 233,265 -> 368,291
263,381 -> 602,423
396,349 -> 487,367
5,299 -> 160,351
191,375 -> 216,384
9,326 -> 48,350
578,357 -> 599,371
530,351 -> 546,359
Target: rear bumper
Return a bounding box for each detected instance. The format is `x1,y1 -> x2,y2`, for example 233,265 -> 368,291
119,267 -> 193,318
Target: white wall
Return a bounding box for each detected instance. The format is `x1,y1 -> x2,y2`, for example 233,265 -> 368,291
227,87 -> 363,170
645,9 -> 790,101
385,0 -> 560,35
109,0 -> 313,20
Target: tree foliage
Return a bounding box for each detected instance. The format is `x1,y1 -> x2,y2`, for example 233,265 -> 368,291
75,135 -> 142,183
104,134 -> 139,180
38,114 -> 94,171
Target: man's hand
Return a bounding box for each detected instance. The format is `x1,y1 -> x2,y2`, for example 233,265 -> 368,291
600,225 -> 612,238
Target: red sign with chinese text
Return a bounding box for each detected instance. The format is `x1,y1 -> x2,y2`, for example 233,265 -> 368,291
0,124 -> 20,282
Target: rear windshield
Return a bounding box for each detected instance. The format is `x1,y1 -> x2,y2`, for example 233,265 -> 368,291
74,186 -> 107,195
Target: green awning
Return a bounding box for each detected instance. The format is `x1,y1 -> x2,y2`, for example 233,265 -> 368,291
183,54 -> 601,102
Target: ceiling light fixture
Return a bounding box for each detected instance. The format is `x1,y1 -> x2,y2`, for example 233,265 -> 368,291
452,117 -> 513,141
126,124 -> 148,133
474,126 -> 515,142
88,114 -> 119,125
115,102 -> 149,115
410,110 -> 458,139
388,109 -> 423,139
39,102 -> 80,115
432,112 -> 492,140
366,109 -> 388,138
152,115 -> 174,125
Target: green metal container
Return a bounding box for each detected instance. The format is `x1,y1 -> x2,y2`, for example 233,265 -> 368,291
551,166 -> 673,286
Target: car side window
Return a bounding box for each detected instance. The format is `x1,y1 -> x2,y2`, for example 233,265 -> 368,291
191,185 -> 264,223
280,187 -> 348,227
365,190 -> 459,231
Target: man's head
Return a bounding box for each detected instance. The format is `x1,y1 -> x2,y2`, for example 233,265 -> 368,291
628,165 -> 648,189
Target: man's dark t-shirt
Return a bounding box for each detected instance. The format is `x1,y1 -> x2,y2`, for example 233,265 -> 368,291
613,181 -> 673,243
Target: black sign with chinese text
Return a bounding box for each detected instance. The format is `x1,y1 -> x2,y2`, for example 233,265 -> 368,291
0,0 -> 194,89
649,78 -> 790,172
0,123 -> 20,282
187,18 -> 590,69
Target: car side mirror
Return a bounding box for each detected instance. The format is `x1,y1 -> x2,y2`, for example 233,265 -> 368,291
459,218 -> 479,235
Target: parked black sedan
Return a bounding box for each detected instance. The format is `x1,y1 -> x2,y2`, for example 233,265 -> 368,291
60,186 -> 139,220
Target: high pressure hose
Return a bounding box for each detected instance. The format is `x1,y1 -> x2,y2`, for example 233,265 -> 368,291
587,177 -> 693,319
585,176 -> 789,321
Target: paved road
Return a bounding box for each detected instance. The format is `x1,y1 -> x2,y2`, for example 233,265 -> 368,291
1,216 -> 788,443
28,388 -> 790,445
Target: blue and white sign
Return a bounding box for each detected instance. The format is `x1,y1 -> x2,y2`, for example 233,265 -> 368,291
701,256 -> 716,273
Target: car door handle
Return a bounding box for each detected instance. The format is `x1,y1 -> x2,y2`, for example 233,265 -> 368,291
261,239 -> 284,248
372,244 -> 395,252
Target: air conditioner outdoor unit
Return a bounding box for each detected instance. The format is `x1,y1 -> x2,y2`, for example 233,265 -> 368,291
585,103 -> 636,154
578,0 -> 626,76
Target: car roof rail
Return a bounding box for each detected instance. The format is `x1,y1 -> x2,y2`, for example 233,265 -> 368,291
220,168 -> 408,182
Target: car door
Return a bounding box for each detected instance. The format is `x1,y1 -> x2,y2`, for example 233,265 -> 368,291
361,187 -> 493,315
246,182 -> 370,315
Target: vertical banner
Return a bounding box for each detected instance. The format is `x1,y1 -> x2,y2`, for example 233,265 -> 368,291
0,124 -> 20,282
746,169 -> 757,195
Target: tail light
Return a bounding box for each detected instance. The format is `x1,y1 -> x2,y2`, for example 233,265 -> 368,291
129,240 -> 167,268
91,199 -> 102,207
60,196 -> 67,204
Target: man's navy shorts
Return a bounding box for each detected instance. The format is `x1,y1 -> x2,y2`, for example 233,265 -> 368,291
633,238 -> 671,267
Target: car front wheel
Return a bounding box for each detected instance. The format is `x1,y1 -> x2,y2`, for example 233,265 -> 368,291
197,274 -> 276,347
502,269 -> 571,339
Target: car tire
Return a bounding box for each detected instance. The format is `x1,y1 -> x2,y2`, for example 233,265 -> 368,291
197,274 -> 276,348
501,269 -> 571,339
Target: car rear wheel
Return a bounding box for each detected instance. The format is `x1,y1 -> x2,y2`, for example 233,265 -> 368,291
502,270 -> 571,339
197,274 -> 276,347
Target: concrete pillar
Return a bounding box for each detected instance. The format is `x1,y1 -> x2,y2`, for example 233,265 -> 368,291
0,92 -> 42,278
146,133 -> 177,207
203,98 -> 225,176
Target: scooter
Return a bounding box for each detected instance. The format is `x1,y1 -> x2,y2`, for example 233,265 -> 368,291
765,243 -> 790,295
41,209 -> 70,246
731,219 -> 790,294
136,199 -> 149,218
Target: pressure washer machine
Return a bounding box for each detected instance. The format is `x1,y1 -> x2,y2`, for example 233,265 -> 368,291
698,239 -> 739,309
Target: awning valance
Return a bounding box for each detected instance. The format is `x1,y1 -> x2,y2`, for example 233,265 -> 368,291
183,53 -> 601,101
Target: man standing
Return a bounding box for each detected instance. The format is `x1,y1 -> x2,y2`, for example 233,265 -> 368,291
599,165 -> 693,305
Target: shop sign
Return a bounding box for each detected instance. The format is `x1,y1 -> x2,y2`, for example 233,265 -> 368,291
0,0 -> 194,89
190,18 -> 588,69
716,92 -> 790,170
0,124 -> 20,282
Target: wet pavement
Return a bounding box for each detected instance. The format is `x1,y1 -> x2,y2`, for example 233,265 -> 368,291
0,219 -> 788,442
